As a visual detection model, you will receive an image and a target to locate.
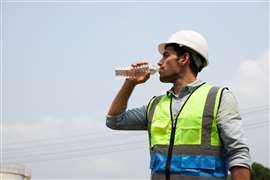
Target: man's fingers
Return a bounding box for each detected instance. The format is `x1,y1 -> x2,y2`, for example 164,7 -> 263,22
131,61 -> 148,68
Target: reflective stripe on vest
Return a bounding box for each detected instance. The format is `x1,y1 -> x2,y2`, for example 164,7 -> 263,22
147,84 -> 228,179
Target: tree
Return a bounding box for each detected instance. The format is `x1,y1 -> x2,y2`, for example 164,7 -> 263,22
251,162 -> 270,180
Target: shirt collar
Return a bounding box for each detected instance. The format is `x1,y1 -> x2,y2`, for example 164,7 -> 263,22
166,79 -> 205,97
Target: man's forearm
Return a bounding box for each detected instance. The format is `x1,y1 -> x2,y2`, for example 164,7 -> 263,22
230,166 -> 251,180
107,79 -> 136,116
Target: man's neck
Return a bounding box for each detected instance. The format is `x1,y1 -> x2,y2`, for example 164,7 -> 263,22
172,75 -> 197,96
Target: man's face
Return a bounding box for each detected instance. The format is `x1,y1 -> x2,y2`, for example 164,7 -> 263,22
157,46 -> 182,83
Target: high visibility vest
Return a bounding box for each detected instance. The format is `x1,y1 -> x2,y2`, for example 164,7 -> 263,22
147,83 -> 228,180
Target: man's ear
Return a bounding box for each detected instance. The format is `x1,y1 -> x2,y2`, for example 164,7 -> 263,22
179,52 -> 190,65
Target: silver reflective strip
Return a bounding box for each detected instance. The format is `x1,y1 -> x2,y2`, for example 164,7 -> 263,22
148,95 -> 163,125
202,87 -> 220,147
151,144 -> 224,157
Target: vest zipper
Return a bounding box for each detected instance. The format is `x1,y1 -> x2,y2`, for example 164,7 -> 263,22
165,83 -> 206,180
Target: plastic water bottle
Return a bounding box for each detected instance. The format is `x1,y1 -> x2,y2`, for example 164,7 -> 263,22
115,64 -> 158,78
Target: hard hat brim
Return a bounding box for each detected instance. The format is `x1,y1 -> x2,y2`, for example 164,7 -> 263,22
158,41 -> 185,54
158,42 -> 179,54
158,43 -> 166,54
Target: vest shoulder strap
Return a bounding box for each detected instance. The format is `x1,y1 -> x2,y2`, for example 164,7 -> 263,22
202,86 -> 228,146
146,95 -> 164,150
146,95 -> 163,124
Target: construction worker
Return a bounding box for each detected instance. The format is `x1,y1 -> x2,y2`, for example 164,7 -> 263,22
106,30 -> 251,180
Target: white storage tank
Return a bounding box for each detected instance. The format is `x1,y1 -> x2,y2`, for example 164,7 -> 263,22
0,163 -> 31,180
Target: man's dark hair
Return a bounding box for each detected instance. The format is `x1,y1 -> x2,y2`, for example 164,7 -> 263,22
165,43 -> 204,77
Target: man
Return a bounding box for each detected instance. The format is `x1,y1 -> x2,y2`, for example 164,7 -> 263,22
106,30 -> 251,180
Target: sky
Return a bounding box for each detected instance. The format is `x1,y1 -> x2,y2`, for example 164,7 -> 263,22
1,0 -> 269,179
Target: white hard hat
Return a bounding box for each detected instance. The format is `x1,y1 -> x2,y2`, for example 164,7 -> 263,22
158,30 -> 209,68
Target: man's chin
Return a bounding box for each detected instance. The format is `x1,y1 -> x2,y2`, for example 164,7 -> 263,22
159,77 -> 171,83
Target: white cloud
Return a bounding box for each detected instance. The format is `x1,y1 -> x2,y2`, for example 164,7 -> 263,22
225,50 -> 269,107
3,116 -> 149,179
4,115 -> 106,143
224,50 -> 270,167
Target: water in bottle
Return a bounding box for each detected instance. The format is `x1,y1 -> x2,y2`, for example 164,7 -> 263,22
115,63 -> 158,78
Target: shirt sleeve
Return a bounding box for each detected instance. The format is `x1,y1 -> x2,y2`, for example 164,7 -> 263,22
217,89 -> 252,170
106,105 -> 148,130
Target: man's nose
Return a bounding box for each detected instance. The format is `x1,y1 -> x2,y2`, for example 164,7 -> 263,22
157,58 -> 163,67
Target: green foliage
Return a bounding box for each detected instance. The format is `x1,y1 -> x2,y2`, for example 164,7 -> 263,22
251,162 -> 270,180
226,162 -> 269,180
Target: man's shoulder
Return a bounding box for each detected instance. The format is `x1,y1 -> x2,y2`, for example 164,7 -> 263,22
203,82 -> 230,92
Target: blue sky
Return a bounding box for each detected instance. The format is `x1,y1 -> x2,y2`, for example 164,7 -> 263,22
2,1 -> 269,179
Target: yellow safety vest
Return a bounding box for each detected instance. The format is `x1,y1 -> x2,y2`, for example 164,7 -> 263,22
147,83 -> 228,180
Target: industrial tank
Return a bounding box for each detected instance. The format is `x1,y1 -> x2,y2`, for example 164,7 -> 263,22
0,163 -> 31,180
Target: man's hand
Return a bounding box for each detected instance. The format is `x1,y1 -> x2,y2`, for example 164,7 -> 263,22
125,61 -> 151,85
230,166 -> 251,180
